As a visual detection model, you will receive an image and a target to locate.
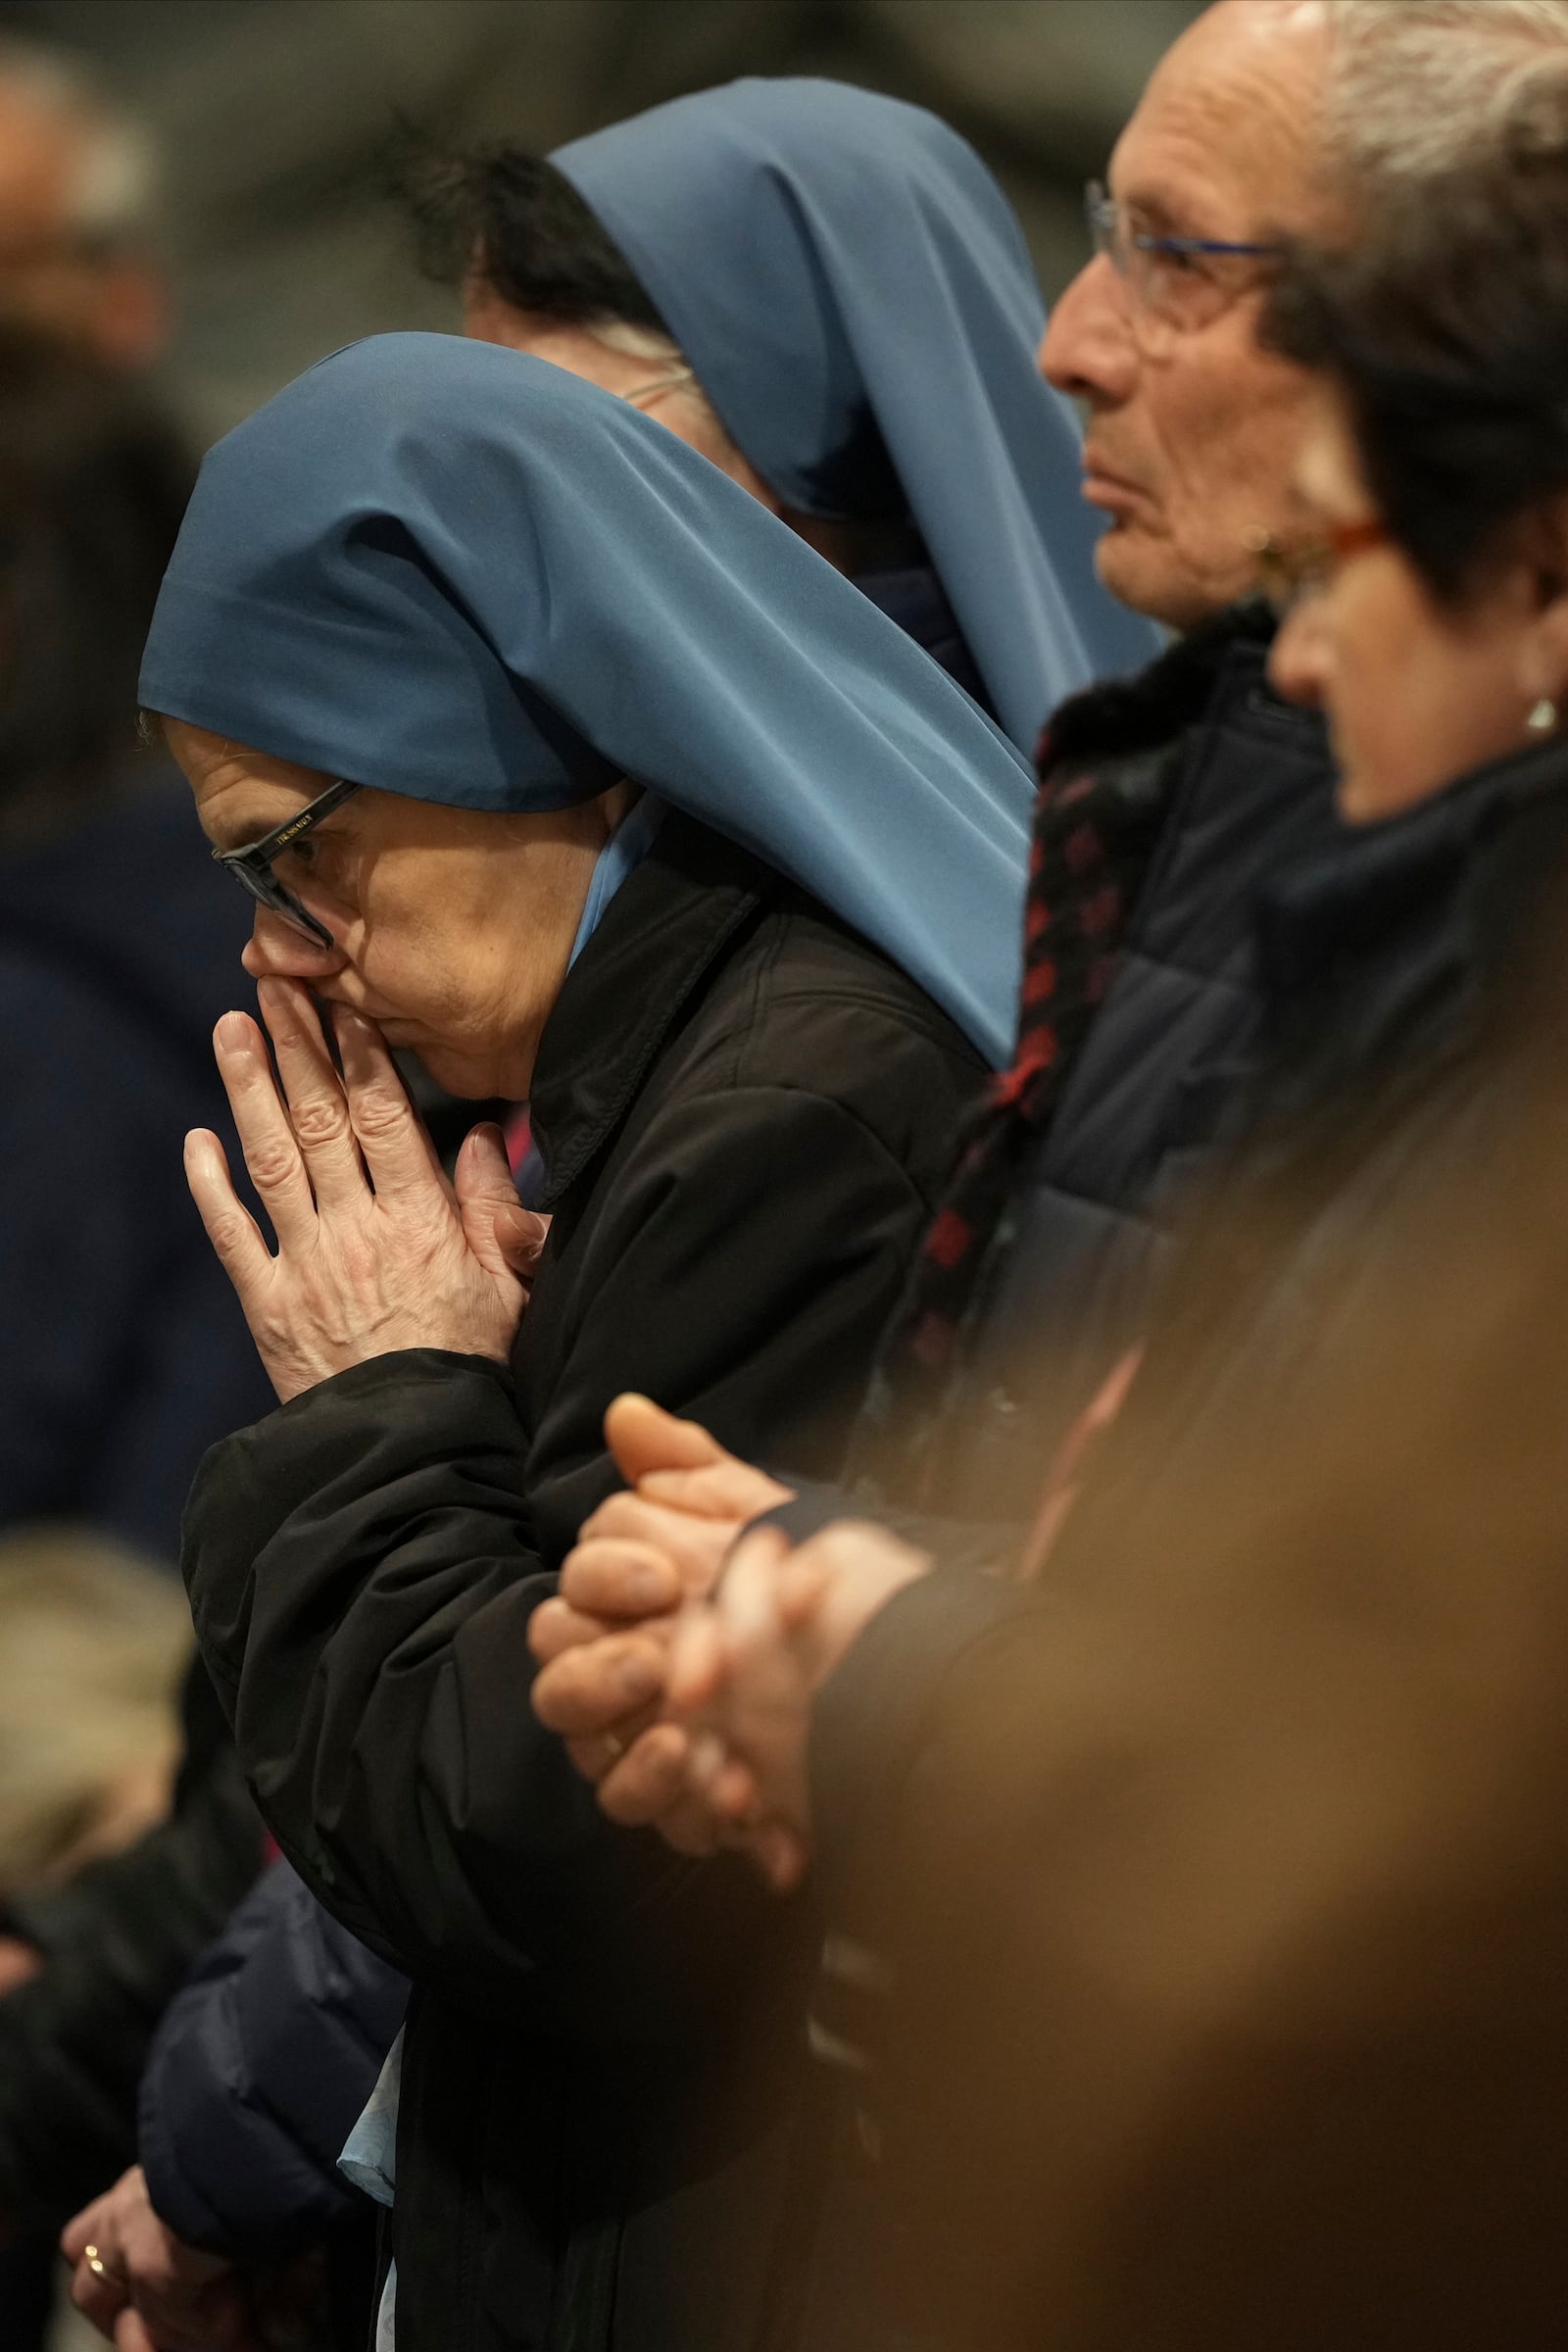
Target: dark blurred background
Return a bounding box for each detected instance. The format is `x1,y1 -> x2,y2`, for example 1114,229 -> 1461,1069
0,0 -> 1204,440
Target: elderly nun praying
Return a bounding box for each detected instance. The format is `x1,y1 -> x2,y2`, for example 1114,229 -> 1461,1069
140,329 -> 1032,2352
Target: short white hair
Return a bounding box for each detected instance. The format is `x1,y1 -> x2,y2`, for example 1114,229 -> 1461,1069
1323,0 -> 1568,183
0,36 -> 160,249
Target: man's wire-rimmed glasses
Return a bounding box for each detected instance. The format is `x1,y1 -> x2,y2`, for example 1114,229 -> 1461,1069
212,775 -> 362,948
1085,180 -> 1284,336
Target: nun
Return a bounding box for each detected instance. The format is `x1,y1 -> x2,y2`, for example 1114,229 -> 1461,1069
140,332 -> 1031,2352
410,74 -> 1158,751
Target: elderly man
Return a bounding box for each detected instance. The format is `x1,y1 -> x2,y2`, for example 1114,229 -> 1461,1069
532,0 -> 1343,1813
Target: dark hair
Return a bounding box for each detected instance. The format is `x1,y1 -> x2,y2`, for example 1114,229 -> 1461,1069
0,326 -> 193,821
392,128 -> 670,336
1260,121 -> 1568,604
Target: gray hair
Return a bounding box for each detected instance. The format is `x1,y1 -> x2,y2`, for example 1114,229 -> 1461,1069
1322,0 -> 1568,184
0,36 -> 160,250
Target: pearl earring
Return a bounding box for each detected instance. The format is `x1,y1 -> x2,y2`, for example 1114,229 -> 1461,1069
1527,698 -> 1558,734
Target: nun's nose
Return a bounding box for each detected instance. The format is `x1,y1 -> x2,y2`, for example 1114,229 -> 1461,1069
241,906 -> 348,983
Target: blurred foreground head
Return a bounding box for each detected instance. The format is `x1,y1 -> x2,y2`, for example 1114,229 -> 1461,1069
0,324 -> 192,840
1263,0 -> 1568,814
0,36 -> 168,368
0,1529 -> 190,1895
873,916 -> 1568,2352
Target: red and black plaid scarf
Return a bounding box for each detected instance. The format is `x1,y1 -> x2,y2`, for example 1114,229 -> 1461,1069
853,730 -> 1172,1496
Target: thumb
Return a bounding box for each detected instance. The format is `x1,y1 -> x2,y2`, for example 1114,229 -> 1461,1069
455,1123 -> 549,1281
604,1393 -> 729,1486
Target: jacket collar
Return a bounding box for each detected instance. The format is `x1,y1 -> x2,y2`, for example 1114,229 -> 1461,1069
1039,598 -> 1283,776
1255,730 -> 1568,1112
527,811 -> 771,1206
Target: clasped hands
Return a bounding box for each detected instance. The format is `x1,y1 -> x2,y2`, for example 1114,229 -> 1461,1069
529,1396 -> 930,1889
188,977 -> 547,1401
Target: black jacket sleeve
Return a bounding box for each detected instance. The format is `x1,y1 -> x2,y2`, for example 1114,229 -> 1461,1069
184,1083 -> 940,2044
0,1665 -> 264,2234
138,1859 -> 408,2262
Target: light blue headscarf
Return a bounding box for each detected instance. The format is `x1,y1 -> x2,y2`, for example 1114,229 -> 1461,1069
553,78 -> 1158,754
139,333 -> 1035,1065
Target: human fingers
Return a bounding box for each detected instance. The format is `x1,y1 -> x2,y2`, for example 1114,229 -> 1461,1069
575,1493 -> 736,1596
665,1605 -> 727,1713
212,1010 -> 318,1250
332,1004 -> 450,1203
526,1594 -> 614,1665
454,1124 -> 549,1281
636,1459 -> 795,1521
70,2239 -> 129,2337
593,1724 -> 731,1855
559,1536 -> 683,1621
254,978 -> 368,1211
530,1633 -> 664,1736
594,1722 -> 693,1825
686,1729 -> 764,1825
775,1552 -> 832,1633
753,1821 -> 809,1893
714,1524 -> 794,1646
562,1704 -> 659,1785
62,2186 -> 119,2270
112,2311 -> 159,2352
603,1394 -> 728,1486
184,1130 -> 274,1304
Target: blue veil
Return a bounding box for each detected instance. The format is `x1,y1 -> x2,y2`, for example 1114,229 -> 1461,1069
553,79 -> 1158,754
139,334 -> 1035,1066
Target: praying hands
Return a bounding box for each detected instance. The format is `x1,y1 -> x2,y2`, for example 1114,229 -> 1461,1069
187,977 -> 547,1401
528,1396 -> 931,1886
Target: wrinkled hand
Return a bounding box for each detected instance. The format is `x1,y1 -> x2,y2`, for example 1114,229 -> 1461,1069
666,1519 -> 933,1890
529,1396 -> 793,1849
186,977 -> 527,1402
62,2167 -> 257,2351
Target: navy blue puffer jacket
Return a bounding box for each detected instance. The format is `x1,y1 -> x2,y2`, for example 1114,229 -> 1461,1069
139,1859 -> 408,2262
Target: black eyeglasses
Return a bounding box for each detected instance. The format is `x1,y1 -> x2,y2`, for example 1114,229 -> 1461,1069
212,775 -> 362,947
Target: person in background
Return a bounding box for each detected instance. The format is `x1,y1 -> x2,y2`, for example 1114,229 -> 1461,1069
0,35 -> 169,369
402,75 -> 1158,750
0,326 -> 273,1556
65,1857 -> 407,2352
0,1530 -> 190,1906
0,1533 -> 191,2350
0,323 -> 271,2347
609,9 -> 1568,2341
